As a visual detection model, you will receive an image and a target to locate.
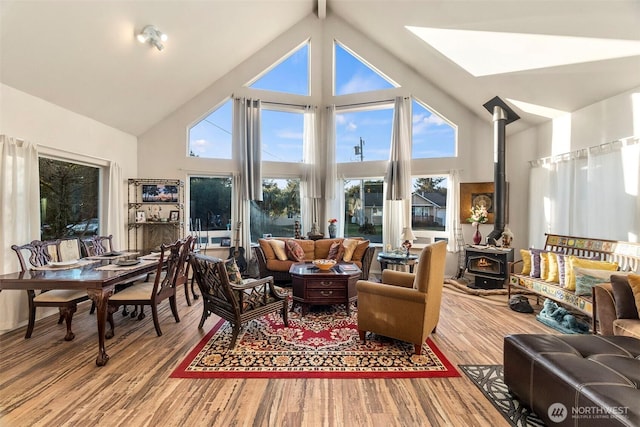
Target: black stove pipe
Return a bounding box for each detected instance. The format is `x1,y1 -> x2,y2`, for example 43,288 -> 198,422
482,97 -> 519,246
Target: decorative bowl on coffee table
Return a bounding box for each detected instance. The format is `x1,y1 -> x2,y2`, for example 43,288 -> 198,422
313,259 -> 336,270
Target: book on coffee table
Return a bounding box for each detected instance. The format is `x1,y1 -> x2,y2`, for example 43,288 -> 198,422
338,264 -> 359,272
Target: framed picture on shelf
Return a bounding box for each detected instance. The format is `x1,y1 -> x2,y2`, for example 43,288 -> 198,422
135,211 -> 146,223
142,184 -> 179,203
220,238 -> 231,247
169,210 -> 180,222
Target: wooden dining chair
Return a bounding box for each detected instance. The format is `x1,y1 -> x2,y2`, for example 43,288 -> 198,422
81,235 -> 114,257
177,235 -> 197,306
11,239 -> 89,341
106,238 -> 184,337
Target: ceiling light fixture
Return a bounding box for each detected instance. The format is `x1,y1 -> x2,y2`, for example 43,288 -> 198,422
136,25 -> 168,51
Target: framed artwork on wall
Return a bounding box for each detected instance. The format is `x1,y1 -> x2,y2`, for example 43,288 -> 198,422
459,182 -> 495,224
169,210 -> 180,222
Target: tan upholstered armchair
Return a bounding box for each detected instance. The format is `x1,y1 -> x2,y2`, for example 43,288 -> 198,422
356,240 -> 447,355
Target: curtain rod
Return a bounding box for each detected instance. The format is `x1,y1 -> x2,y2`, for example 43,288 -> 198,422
334,97 -> 407,110
529,136 -> 639,167
37,143 -> 111,164
232,96 -> 314,109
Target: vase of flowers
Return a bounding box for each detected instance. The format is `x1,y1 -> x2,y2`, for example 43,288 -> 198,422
467,205 -> 488,245
328,218 -> 338,238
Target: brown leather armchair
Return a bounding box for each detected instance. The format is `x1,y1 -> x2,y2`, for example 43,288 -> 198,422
356,240 -> 447,355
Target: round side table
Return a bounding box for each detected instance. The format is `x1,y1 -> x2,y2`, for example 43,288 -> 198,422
377,252 -> 419,273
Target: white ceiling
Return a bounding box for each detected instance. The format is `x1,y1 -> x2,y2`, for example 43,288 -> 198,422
2,0 -> 639,136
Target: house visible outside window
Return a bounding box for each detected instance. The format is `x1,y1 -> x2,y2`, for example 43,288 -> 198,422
39,157 -> 100,240
411,176 -> 449,243
412,99 -> 457,159
250,178 -> 300,242
344,178 -> 383,243
335,105 -> 394,163
189,176 -> 232,244
188,99 -> 232,159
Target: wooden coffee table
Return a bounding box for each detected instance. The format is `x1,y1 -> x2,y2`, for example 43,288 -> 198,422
289,262 -> 361,316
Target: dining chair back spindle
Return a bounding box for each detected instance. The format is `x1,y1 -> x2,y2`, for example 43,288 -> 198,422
11,239 -> 89,341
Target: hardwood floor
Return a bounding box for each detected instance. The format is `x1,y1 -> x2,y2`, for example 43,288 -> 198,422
0,282 -> 556,427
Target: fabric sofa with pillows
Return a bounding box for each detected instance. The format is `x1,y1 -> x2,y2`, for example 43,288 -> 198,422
255,237 -> 375,283
508,234 -> 640,328
593,273 -> 640,339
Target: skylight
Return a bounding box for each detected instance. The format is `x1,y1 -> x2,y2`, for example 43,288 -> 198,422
406,26 -> 640,77
506,98 -> 568,119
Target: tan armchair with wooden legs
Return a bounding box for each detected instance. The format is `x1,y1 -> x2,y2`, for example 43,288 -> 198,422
356,240 -> 447,355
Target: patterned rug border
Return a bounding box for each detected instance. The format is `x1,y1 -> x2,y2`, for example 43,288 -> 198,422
171,318 -> 460,379
459,364 -> 545,427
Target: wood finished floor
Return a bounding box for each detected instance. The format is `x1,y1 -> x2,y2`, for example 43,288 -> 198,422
0,282 -> 556,427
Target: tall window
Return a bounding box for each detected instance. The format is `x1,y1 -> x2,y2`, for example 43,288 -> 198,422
250,179 -> 300,242
39,157 -> 100,240
335,105 -> 394,163
411,176 -> 449,241
344,179 -> 383,243
262,108 -> 304,162
188,99 -> 233,159
412,99 -> 456,158
189,177 -> 232,244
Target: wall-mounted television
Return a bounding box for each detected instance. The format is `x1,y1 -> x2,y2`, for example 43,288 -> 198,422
142,184 -> 179,203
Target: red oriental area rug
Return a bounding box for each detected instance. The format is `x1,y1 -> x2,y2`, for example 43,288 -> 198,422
171,304 -> 459,379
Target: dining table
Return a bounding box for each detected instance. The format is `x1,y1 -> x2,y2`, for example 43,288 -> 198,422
0,254 -> 161,366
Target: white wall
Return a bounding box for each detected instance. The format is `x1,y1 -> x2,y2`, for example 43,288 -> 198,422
0,83 -> 137,330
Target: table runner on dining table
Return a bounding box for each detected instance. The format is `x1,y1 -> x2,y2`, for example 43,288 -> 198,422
85,251 -> 139,260
31,259 -> 101,271
95,260 -> 157,271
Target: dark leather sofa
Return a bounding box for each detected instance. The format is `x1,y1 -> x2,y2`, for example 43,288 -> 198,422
504,334 -> 640,427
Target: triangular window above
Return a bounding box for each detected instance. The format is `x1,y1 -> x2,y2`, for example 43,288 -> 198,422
249,42 -> 309,95
189,99 -> 232,159
334,41 -> 397,95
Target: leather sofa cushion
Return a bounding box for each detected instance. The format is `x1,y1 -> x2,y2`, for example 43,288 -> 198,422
611,275 -> 640,319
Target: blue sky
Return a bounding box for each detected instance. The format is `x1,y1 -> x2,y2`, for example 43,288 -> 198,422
188,41 -> 456,163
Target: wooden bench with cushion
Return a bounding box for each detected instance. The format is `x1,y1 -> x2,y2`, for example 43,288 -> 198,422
508,233 -> 640,331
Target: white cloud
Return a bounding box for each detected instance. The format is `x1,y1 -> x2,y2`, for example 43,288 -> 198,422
339,73 -> 388,94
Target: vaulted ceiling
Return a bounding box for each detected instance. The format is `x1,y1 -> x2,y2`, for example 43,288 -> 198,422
1,0 -> 639,136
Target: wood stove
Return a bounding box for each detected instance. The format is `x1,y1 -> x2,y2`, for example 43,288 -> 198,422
465,247 -> 514,289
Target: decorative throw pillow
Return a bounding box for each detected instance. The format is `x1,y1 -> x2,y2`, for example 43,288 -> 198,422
610,274 -> 640,319
574,266 -> 615,296
225,258 -> 243,285
350,240 -> 370,262
628,274 -> 640,318
539,252 -> 550,281
557,254 -> 567,287
327,242 -> 344,261
285,239 -> 305,262
565,257 -> 618,291
268,239 -> 288,261
342,238 -> 359,262
547,252 -> 560,283
519,249 -> 532,275
529,249 -> 545,278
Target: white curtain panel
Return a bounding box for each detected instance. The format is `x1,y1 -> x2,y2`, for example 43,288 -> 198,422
0,135 -> 40,331
232,173 -> 251,260
234,97 -> 263,202
385,96 -> 412,201
528,138 -> 639,245
107,161 -> 123,250
446,169 -> 460,252
585,143 -> 639,241
301,106 -> 320,232
324,106 -> 337,201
